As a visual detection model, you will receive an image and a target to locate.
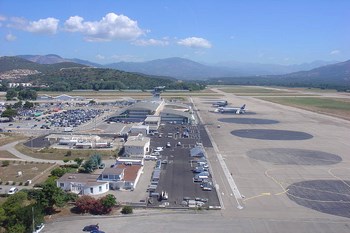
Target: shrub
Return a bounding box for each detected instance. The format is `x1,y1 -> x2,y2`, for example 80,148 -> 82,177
66,150 -> 72,157
75,195 -> 97,214
50,167 -> 66,177
2,160 -> 10,167
121,206 -> 133,214
19,182 -> 23,186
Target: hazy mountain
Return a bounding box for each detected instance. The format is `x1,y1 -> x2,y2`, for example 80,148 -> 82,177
17,54 -> 67,64
106,57 -> 238,80
106,57 -> 338,79
279,59 -> 350,85
0,56 -> 87,73
14,54 -> 340,80
208,60 -> 350,90
17,54 -> 103,68
213,60 -> 337,75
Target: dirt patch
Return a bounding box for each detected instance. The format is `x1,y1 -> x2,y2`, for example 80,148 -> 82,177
0,133 -> 28,146
0,161 -> 55,184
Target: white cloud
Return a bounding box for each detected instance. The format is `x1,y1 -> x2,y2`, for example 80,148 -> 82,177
330,50 -> 340,55
64,13 -> 144,42
96,54 -> 105,60
7,17 -> 59,34
177,37 -> 212,49
132,38 -> 169,46
0,15 -> 6,21
5,33 -> 16,41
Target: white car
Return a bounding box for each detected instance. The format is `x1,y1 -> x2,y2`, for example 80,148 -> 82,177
154,146 -> 164,152
7,187 -> 18,195
34,223 -> 45,233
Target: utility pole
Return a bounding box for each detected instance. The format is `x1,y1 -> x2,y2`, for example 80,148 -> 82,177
32,206 -> 35,233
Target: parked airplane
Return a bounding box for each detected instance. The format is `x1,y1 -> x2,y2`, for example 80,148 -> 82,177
212,100 -> 228,107
214,104 -> 246,114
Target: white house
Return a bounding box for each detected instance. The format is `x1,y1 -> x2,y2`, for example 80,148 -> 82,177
124,135 -> 150,158
98,164 -> 143,190
57,173 -> 109,195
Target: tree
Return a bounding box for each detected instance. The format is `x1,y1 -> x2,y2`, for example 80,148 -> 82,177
66,150 -> 72,157
34,182 -> 67,214
82,159 -> 95,173
6,89 -> 17,100
50,167 -> 66,177
0,207 -> 7,225
12,101 -> 23,109
1,108 -> 17,119
23,101 -> 34,109
18,89 -> 37,100
74,158 -> 84,166
90,154 -> 102,167
100,194 -> 117,212
7,224 -> 25,233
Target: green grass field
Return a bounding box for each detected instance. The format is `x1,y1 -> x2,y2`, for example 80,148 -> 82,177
218,86 -> 292,94
258,97 -> 350,120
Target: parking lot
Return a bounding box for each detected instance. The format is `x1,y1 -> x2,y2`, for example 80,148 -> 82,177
147,123 -> 220,208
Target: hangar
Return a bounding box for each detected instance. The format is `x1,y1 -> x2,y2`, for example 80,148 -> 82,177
160,109 -> 196,124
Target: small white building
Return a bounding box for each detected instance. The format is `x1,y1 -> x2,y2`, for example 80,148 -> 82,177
130,125 -> 150,135
124,135 -> 150,158
144,116 -> 160,131
57,173 -> 109,195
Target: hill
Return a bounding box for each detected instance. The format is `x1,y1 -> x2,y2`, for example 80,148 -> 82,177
17,54 -> 104,68
0,56 -> 87,73
208,60 -> 350,90
0,56 -> 204,91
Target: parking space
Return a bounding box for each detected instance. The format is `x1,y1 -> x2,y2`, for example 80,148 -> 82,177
147,123 -> 220,208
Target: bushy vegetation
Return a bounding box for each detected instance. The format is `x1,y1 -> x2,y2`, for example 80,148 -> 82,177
22,67 -> 205,92
0,177 -> 78,233
121,205 -> 133,214
81,154 -> 103,173
74,194 -> 117,215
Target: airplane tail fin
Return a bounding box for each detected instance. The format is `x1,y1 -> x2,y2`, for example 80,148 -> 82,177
241,104 -> 246,110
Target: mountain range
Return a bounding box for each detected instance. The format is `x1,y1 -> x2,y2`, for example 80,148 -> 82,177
1,54 -> 349,90
15,54 -> 337,80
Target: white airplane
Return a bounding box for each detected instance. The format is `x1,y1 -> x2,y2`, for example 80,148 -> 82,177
214,104 -> 246,114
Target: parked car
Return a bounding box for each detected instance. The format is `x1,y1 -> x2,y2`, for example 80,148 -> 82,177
83,224 -> 99,232
7,187 -> 18,195
90,230 -> 105,233
166,142 -> 171,148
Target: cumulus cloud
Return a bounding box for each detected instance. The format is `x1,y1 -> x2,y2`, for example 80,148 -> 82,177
5,33 -> 16,41
64,13 -> 144,42
330,50 -> 340,55
177,37 -> 212,49
7,17 -> 59,34
132,38 -> 169,46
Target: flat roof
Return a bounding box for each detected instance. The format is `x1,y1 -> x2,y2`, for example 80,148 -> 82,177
124,137 -> 150,146
58,173 -> 100,184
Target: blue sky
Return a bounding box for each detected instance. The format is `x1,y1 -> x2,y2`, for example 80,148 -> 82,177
0,0 -> 349,65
